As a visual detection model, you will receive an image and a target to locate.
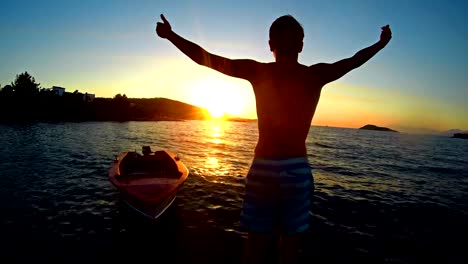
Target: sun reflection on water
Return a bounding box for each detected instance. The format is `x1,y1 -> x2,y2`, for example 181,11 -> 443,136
180,120 -> 254,184
205,157 -> 219,169
200,121 -> 232,177
208,122 -> 224,144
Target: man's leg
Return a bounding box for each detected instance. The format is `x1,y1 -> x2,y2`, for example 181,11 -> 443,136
241,159 -> 279,263
243,232 -> 277,264
278,158 -> 313,264
279,234 -> 301,264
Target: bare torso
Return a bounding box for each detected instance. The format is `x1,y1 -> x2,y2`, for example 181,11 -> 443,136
251,62 -> 324,158
158,17 -> 391,159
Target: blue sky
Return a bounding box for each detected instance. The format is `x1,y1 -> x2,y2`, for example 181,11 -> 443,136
0,0 -> 467,131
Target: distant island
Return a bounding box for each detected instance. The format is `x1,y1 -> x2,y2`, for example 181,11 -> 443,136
0,71 -> 256,123
452,133 -> 468,139
359,124 -> 398,132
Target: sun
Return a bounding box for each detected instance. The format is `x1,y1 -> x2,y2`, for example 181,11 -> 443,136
207,102 -> 226,118
189,77 -> 247,119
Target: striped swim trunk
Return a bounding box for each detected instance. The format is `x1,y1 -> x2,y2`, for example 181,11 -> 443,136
240,157 -> 314,234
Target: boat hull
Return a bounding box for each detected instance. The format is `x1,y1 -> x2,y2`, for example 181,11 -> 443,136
121,192 -> 177,219
108,149 -> 188,219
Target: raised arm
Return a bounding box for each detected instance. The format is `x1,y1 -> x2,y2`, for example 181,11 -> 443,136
313,25 -> 392,85
156,14 -> 258,81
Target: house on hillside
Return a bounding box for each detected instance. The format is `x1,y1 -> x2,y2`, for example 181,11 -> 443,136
52,86 -> 65,96
83,93 -> 95,102
51,86 -> 94,102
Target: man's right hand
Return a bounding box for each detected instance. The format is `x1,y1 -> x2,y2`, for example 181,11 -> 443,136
156,14 -> 172,39
380,25 -> 392,46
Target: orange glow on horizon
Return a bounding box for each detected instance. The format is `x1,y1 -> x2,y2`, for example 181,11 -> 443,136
188,77 -> 249,119
84,57 -> 466,131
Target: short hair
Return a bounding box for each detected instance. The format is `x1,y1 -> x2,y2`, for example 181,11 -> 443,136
269,15 -> 304,53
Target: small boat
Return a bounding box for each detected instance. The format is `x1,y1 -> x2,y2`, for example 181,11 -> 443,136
108,146 -> 189,219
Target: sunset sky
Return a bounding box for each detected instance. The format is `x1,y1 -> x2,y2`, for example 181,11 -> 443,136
0,0 -> 467,132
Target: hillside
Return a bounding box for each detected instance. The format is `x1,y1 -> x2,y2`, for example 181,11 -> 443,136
126,97 -> 209,121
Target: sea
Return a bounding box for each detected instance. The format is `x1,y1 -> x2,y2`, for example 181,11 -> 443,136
0,121 -> 467,264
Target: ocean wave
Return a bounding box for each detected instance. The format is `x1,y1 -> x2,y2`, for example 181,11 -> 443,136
313,142 -> 337,149
314,164 -> 362,177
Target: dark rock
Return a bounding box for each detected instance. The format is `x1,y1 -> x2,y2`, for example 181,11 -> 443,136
359,124 -> 398,132
452,133 -> 468,139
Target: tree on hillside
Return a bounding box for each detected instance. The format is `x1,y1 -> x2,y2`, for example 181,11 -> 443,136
0,84 -> 14,96
11,72 -> 40,96
111,94 -> 130,120
113,93 -> 128,101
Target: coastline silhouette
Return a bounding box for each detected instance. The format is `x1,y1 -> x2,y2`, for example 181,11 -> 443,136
0,72 -> 215,122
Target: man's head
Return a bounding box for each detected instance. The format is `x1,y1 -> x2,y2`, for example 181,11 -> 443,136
269,15 -> 304,59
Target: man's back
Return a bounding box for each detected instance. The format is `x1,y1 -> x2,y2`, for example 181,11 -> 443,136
156,15 -> 391,158
156,13 -> 391,264
251,62 -> 323,158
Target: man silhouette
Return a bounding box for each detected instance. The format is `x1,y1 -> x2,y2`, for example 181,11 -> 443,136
156,14 -> 391,264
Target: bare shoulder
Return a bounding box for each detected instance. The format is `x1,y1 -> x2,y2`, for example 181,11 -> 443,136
238,59 -> 267,74
250,61 -> 274,75
308,62 -> 330,72
236,59 -> 263,65
307,63 -> 334,83
227,59 -> 264,81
